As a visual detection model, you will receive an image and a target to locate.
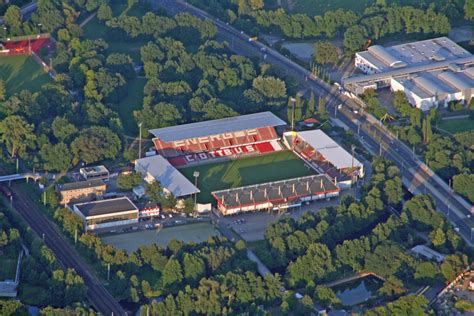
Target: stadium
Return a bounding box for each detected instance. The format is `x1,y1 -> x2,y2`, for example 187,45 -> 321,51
141,111 -> 364,215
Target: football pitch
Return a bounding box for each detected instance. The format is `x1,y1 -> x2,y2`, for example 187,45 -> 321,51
0,55 -> 51,96
180,150 -> 315,203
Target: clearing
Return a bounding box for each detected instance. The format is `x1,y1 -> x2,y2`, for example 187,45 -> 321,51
438,118 -> 474,134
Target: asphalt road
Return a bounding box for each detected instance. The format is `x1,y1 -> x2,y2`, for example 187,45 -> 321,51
160,0 -> 474,244
10,183 -> 127,316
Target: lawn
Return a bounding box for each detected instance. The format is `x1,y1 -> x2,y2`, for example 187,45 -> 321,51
117,77 -> 146,135
180,150 -> 315,203
0,257 -> 17,280
0,55 -> 51,96
438,118 -> 474,134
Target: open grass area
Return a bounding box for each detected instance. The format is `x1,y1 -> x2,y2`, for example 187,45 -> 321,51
180,150 -> 315,203
117,77 -> 146,135
438,118 -> 474,134
0,257 -> 17,280
0,55 -> 51,96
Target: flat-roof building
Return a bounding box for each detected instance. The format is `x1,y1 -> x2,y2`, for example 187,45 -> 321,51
57,179 -> 106,205
212,175 -> 340,216
79,165 -> 110,181
134,155 -> 199,198
73,197 -> 139,231
345,37 -> 474,110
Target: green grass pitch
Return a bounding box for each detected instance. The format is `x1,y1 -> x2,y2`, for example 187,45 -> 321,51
0,55 -> 51,97
180,150 -> 315,203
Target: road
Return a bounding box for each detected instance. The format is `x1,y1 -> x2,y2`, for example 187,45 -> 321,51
10,183 -> 126,316
159,0 -> 474,244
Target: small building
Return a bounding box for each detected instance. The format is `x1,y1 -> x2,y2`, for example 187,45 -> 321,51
72,197 -> 139,231
134,155 -> 199,198
57,179 -> 106,205
79,165 -> 110,181
410,245 -> 445,263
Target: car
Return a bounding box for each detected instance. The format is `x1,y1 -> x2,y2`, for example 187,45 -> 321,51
160,214 -> 165,219
168,214 -> 173,218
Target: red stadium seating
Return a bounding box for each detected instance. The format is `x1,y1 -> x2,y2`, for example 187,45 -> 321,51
154,126 -> 280,158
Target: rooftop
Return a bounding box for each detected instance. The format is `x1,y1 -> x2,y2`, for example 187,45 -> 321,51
74,197 -> 138,217
59,179 -> 105,191
295,130 -> 363,170
80,165 -> 109,175
357,37 -> 471,72
149,112 -> 286,142
135,155 -> 199,197
410,245 -> 445,263
212,174 -> 339,208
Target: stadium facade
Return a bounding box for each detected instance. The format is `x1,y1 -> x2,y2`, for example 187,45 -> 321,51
344,37 -> 474,111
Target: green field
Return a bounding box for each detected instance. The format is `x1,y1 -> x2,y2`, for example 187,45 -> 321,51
180,150 -> 315,203
0,257 -> 17,280
0,55 -> 51,96
438,118 -> 474,134
117,77 -> 146,135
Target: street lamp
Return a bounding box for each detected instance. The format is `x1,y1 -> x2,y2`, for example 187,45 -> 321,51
290,97 -> 296,131
138,122 -> 143,159
193,171 -> 200,206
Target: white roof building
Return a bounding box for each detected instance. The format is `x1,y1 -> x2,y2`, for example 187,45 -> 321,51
134,155 -> 199,197
295,130 -> 363,170
410,245 -> 445,263
346,37 -> 474,110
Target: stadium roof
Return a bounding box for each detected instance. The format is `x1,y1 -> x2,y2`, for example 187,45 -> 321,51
149,112 -> 286,142
212,175 -> 339,208
59,179 -> 105,191
296,130 -> 362,170
74,197 -> 138,217
438,71 -> 473,90
135,155 -> 199,197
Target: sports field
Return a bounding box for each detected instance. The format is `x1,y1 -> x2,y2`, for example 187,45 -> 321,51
180,150 -> 315,203
0,55 -> 51,96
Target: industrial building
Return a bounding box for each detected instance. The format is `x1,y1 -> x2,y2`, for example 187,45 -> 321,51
57,179 -> 106,205
344,37 -> 474,111
72,197 -> 139,231
212,175 -> 339,216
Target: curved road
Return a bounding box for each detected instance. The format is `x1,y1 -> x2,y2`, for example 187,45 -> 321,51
160,0 -> 473,244
10,183 -> 126,315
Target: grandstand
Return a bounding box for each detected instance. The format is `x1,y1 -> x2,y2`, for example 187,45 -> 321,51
212,174 -> 340,215
150,112 -> 286,166
284,130 -> 364,188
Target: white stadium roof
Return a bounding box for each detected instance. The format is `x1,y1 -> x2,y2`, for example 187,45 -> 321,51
149,112 -> 286,142
135,155 -> 199,197
296,130 -> 362,170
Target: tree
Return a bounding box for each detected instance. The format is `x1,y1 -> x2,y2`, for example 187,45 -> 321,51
52,117 -> 78,142
379,275 -> 405,298
0,80 -> 5,101
40,143 -> 72,172
414,262 -> 439,285
162,257 -> 183,293
97,4 -> 113,21
452,174 -> 474,203
314,41 -> 338,65
343,25 -> 367,54
183,198 -> 194,214
318,96 -> 326,117
384,177 -> 403,205
422,117 -> 432,144
183,253 -> 205,286
70,127 -> 121,165
252,76 -> 287,100
440,254 -> 468,282
306,92 -> 315,117
117,172 -> 142,191
4,5 -> 22,28
314,286 -> 341,308
429,227 -> 446,247
0,115 -> 36,157
145,181 -> 162,205
465,0 -> 474,20
0,299 -> 28,316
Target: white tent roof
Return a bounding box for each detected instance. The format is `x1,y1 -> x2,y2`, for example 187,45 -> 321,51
296,130 -> 362,170
135,155 -> 199,197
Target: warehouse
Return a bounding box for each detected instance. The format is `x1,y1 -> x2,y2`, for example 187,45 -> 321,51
72,197 -> 139,231
344,37 -> 474,110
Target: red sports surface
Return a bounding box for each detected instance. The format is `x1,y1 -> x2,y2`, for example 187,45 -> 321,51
2,38 -> 51,55
153,126 -> 279,158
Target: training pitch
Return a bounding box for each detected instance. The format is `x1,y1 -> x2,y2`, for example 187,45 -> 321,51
180,150 -> 315,203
